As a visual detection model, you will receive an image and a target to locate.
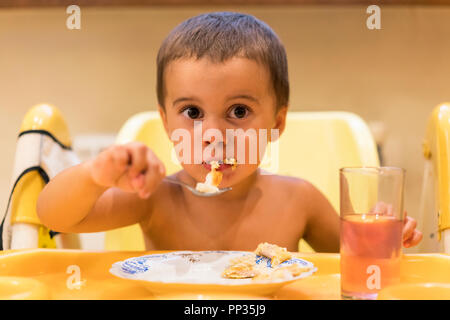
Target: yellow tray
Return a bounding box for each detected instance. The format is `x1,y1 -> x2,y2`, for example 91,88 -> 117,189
0,249 -> 448,300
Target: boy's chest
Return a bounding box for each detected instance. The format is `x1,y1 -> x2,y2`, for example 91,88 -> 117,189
142,192 -> 306,252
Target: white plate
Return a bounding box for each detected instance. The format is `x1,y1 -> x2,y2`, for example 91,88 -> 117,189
110,251 -> 317,295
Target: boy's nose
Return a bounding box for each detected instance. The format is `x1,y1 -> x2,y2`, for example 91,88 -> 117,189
203,130 -> 225,148
202,118 -> 225,145
201,120 -> 230,161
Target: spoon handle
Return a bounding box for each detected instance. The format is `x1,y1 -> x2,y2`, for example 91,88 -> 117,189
163,178 -> 231,197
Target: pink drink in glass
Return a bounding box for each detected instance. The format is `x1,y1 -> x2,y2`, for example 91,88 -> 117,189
340,214 -> 403,300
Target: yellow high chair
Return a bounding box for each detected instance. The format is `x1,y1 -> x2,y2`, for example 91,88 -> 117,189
1,103 -> 80,250
421,103 -> 450,254
104,111 -> 379,252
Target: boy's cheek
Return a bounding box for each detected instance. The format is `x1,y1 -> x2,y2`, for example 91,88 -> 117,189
226,133 -> 270,163
181,163 -> 204,181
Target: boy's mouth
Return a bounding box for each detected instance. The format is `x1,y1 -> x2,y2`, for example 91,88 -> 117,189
202,159 -> 237,172
202,161 -> 230,172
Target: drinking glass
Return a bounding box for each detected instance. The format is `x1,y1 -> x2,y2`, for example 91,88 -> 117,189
340,167 -> 405,300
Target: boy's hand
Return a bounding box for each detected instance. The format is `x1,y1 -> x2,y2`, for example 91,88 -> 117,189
402,215 -> 423,248
371,202 -> 423,248
87,142 -> 166,199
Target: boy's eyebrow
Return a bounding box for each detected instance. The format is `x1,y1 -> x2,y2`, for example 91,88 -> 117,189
226,94 -> 259,104
172,96 -> 199,106
172,94 -> 259,106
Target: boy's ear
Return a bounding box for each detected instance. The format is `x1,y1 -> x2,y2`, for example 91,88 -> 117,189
271,106 -> 288,142
158,105 -> 170,136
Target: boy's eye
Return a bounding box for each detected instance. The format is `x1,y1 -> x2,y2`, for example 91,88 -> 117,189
229,105 -> 250,119
182,106 -> 202,119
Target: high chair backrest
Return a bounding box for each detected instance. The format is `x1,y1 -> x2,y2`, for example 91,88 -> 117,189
104,111 -> 379,252
421,103 -> 450,254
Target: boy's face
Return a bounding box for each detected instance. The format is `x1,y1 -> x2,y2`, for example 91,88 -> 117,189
159,57 -> 287,188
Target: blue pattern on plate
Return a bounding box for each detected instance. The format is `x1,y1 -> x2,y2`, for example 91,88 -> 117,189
280,258 -> 310,267
255,255 -> 272,267
120,254 -> 169,275
255,255 -> 310,268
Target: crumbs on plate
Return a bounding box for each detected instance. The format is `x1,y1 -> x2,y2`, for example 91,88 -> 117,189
222,242 -> 312,281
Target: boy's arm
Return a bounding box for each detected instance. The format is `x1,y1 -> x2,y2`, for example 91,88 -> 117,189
37,142 -> 165,233
302,183 -> 340,253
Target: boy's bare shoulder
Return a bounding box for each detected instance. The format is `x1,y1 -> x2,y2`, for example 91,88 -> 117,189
258,172 -> 340,252
257,172 -> 330,214
258,171 -> 319,196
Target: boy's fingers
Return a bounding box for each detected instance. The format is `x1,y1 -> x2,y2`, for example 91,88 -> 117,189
113,170 -> 134,192
132,174 -> 146,192
403,215 -> 415,227
371,202 -> 393,215
404,230 -> 423,248
139,150 -> 166,198
414,230 -> 423,245
147,148 -> 166,178
402,216 -> 417,241
90,145 -> 131,187
371,202 -> 384,213
127,143 -> 149,180
100,143 -> 164,197
112,145 -> 131,173
110,144 -> 143,191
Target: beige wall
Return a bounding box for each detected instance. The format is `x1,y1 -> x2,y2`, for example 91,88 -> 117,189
1,5 -> 449,252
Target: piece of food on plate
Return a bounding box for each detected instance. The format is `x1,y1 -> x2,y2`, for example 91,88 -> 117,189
254,242 -> 293,267
222,242 -> 312,281
222,253 -> 258,278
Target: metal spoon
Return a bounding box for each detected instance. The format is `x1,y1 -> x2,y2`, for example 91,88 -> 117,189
164,177 -> 232,197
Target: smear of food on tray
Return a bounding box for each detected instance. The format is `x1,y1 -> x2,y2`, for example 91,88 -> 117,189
222,242 -> 314,281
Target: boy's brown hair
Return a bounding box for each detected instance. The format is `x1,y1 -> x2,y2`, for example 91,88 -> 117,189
157,12 -> 289,110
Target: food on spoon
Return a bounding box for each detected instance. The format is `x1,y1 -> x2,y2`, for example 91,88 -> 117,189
195,160 -> 223,193
222,242 -> 312,281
